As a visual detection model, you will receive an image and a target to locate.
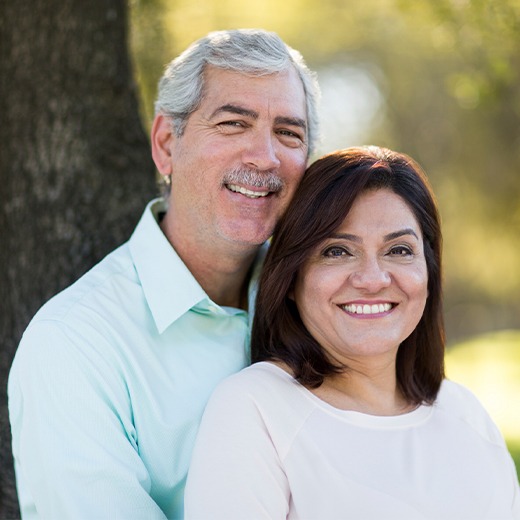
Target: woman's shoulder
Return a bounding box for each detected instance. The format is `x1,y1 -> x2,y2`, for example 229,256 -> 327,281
210,361 -> 300,402
435,379 -> 505,446
436,379 -> 488,412
204,361 -> 316,435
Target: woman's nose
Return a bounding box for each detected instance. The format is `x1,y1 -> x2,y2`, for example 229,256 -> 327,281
350,258 -> 391,292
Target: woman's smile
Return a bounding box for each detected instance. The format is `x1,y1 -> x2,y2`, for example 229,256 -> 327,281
339,301 -> 395,317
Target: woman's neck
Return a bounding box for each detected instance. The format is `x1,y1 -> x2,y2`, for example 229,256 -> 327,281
311,367 -> 414,416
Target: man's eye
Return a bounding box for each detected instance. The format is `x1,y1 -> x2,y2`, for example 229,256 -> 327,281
218,121 -> 243,127
216,121 -> 248,133
323,246 -> 350,258
278,129 -> 300,138
277,129 -> 305,145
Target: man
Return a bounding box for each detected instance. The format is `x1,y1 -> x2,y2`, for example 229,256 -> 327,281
8,29 -> 320,519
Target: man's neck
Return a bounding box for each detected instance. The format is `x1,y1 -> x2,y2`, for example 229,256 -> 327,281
160,216 -> 258,310
186,248 -> 256,309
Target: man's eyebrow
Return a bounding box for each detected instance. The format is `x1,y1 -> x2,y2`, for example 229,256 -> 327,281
330,228 -> 419,243
210,104 -> 258,119
275,116 -> 307,131
209,105 -> 307,131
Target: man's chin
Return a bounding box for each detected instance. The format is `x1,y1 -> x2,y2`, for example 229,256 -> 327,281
221,227 -> 272,249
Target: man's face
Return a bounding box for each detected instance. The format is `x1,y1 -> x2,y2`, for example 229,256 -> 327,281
158,65 -> 308,253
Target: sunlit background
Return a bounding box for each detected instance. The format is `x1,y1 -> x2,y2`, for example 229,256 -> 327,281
129,0 -> 520,471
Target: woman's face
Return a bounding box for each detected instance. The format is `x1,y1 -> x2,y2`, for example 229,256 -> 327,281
293,188 -> 428,368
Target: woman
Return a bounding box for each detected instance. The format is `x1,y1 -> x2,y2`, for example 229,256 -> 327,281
184,146 -> 520,519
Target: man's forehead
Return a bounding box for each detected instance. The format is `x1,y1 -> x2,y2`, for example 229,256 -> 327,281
203,62 -> 295,80
201,65 -> 307,119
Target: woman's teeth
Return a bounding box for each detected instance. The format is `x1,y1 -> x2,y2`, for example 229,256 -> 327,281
341,303 -> 393,315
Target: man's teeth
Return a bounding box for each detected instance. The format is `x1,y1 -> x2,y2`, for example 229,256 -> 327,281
227,184 -> 269,198
342,303 -> 393,315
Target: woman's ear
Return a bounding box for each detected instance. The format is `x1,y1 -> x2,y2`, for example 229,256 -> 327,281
151,114 -> 175,176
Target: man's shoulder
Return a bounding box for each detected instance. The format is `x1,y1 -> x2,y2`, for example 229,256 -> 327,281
11,240 -> 153,389
30,241 -> 137,327
37,198 -> 166,325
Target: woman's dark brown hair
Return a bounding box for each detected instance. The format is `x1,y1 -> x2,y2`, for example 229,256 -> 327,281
251,146 -> 445,405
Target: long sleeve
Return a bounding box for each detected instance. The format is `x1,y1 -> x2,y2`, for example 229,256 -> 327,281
9,320 -> 168,520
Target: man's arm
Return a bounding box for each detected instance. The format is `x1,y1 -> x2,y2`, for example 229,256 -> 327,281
8,320 -> 168,519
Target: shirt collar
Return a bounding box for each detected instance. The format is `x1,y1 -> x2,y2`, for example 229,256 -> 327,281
129,199 -> 266,334
129,199 -> 207,334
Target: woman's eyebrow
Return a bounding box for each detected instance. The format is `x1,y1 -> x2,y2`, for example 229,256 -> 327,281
330,228 -> 419,243
384,228 -> 419,241
330,233 -> 361,243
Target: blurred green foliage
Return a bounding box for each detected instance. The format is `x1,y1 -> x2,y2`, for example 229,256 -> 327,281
129,0 -> 520,342
509,441 -> 520,481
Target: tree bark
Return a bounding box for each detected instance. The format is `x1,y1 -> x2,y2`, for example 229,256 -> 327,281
0,0 -> 156,516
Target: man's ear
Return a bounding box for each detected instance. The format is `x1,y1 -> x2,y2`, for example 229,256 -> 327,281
151,114 -> 175,176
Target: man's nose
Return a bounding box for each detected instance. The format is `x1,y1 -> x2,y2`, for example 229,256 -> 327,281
242,130 -> 281,171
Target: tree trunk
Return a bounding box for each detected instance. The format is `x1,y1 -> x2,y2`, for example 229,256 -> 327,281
0,0 -> 156,516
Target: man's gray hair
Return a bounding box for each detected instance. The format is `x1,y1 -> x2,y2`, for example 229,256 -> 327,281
154,28 -> 321,157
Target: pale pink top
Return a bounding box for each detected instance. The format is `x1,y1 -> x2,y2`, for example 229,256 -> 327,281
185,362 -> 520,520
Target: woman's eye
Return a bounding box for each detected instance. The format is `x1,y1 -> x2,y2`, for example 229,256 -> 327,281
389,245 -> 413,257
323,246 -> 350,258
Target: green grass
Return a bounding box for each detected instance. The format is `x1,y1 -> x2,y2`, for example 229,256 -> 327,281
445,329 -> 520,477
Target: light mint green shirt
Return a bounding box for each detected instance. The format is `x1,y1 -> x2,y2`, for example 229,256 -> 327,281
8,199 -> 264,519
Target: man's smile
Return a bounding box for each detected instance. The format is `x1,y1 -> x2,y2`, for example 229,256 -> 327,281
226,184 -> 271,198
